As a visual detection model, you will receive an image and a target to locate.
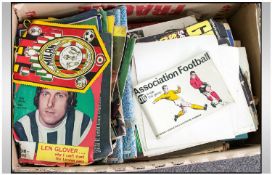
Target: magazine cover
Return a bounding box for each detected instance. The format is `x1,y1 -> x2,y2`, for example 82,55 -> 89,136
12,76 -> 102,166
134,52 -> 234,138
12,19 -> 108,166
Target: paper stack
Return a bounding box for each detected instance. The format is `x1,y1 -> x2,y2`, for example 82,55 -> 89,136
129,17 -> 258,157
12,6 -> 138,166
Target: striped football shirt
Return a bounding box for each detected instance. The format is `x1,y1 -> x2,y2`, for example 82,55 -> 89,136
14,109 -> 92,146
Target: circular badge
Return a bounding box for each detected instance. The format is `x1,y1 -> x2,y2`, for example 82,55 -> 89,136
59,46 -> 83,70
39,37 -> 95,79
28,26 -> 42,36
75,76 -> 87,89
96,54 -> 105,66
83,30 -> 95,43
24,47 -> 37,56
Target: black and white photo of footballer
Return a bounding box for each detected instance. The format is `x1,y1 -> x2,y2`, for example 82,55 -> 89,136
13,87 -> 92,146
153,85 -> 207,122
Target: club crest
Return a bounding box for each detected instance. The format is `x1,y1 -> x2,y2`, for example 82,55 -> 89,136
39,37 -> 95,79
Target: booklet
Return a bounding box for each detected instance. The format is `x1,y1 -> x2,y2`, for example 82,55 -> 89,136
134,52 -> 234,138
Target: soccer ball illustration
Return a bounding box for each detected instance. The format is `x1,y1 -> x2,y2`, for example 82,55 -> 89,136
28,26 -> 42,36
83,30 -> 95,43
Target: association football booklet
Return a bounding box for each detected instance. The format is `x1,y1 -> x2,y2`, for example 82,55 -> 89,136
134,52 -> 234,138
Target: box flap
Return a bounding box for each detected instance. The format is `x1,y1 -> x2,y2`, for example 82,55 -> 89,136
13,3 -> 241,22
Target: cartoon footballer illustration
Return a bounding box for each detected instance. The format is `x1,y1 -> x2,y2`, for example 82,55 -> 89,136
190,71 -> 223,107
153,85 -> 207,122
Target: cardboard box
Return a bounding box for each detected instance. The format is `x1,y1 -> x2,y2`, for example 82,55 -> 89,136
11,3 -> 261,172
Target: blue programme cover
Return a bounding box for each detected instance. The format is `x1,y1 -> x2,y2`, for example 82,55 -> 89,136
122,70 -> 137,159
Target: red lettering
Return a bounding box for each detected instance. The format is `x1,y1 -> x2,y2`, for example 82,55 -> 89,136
136,5 -> 153,16
215,4 -> 233,18
221,5 -> 232,12
152,5 -> 171,16
78,5 -> 93,12
78,5 -> 116,12
92,5 -> 101,9
126,5 -> 134,16
169,5 -> 185,15
103,5 -> 116,10
25,11 -> 37,18
92,5 -> 104,9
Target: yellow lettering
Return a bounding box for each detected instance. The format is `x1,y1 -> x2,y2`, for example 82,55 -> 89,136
186,21 -> 214,36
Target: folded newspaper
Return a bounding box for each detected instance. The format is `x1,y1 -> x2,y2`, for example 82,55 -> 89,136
134,52 -> 234,138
